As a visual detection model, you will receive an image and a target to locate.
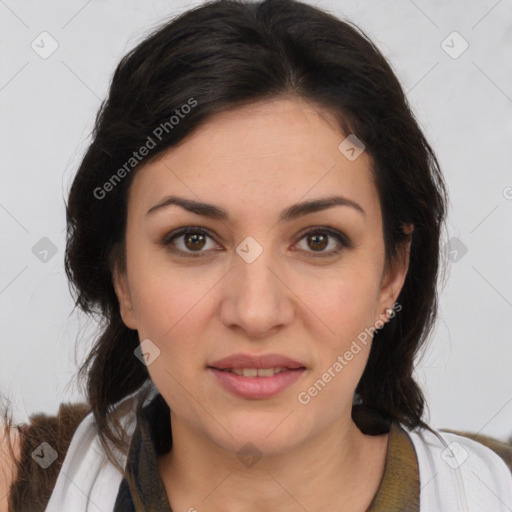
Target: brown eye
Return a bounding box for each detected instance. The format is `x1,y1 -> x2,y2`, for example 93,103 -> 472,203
162,227 -> 218,257
183,232 -> 207,251
306,233 -> 328,251
294,228 -> 350,257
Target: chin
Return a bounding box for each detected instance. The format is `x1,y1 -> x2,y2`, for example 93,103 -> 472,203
205,413 -> 304,456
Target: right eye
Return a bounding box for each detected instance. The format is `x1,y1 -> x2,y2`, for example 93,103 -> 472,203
161,227 -> 220,258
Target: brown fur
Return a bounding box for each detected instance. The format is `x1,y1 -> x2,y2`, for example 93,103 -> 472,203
7,402 -> 90,512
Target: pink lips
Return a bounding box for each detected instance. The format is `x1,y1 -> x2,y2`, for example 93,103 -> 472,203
208,367 -> 305,399
209,353 -> 305,370
207,352 -> 306,399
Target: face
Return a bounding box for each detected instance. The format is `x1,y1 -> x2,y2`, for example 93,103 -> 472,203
113,96 -> 411,456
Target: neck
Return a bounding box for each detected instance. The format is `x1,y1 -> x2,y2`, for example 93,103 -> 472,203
158,410 -> 389,512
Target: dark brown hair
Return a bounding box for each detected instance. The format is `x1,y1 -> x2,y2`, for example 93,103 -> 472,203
3,0 -> 449,490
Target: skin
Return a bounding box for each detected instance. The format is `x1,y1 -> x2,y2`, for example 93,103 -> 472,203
113,96 -> 413,512
0,426 -> 21,512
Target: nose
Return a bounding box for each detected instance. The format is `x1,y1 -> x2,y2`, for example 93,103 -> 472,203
219,245 -> 295,339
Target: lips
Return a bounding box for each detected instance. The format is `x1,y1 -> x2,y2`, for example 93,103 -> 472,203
208,353 -> 306,371
208,366 -> 306,399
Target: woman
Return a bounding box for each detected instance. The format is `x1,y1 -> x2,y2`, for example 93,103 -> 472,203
2,0 -> 512,510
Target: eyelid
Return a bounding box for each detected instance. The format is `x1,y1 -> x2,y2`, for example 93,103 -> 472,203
295,226 -> 353,249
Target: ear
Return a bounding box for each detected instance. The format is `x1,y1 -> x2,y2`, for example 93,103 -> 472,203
112,262 -> 138,330
375,224 -> 413,322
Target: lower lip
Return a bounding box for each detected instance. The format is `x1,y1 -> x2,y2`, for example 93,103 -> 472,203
208,367 -> 306,399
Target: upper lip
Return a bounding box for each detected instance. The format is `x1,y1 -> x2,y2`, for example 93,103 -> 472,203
208,353 -> 305,370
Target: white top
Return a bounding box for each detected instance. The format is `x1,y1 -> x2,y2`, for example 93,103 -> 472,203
44,382 -> 512,512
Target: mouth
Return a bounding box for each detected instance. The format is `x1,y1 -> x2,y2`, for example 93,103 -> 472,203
207,365 -> 307,399
209,366 -> 305,377
207,353 -> 307,398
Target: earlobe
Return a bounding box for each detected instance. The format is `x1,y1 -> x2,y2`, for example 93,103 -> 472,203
112,264 -> 138,330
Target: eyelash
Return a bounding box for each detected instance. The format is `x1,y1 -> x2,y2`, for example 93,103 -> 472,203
160,226 -> 353,259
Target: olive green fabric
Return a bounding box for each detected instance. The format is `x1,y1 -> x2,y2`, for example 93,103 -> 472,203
367,422 -> 419,511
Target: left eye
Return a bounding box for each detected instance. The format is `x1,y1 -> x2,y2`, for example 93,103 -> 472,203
294,228 -> 349,256
161,227 -> 350,258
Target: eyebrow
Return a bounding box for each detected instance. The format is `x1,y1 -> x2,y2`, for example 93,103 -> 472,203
146,194 -> 365,222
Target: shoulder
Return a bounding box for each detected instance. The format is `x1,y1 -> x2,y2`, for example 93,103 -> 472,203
403,424 -> 512,510
6,401 -> 91,512
439,428 -> 512,473
0,422 -> 22,512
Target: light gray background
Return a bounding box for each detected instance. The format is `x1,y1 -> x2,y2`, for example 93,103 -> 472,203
1,0 -> 511,441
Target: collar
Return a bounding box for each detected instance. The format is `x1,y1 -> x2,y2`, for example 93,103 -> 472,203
114,393 -> 419,511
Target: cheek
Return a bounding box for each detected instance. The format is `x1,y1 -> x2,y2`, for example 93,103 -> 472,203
127,268 -> 215,379
130,272 -> 209,405
313,266 -> 382,338
307,281 -> 378,402
302,276 -> 382,395
134,279 -> 209,357
127,242 -> 214,335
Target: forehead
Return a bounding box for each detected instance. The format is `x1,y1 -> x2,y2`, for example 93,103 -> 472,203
127,97 -> 381,224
